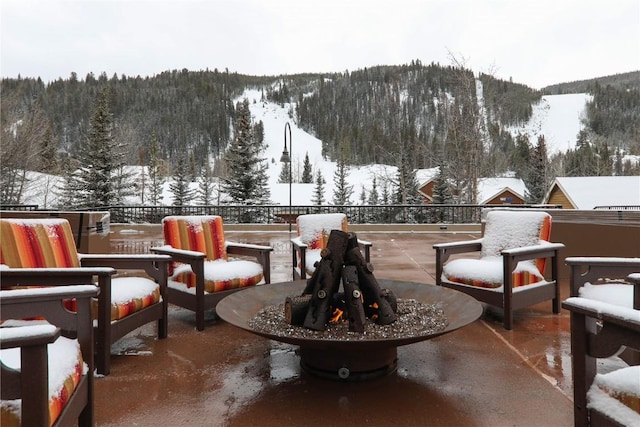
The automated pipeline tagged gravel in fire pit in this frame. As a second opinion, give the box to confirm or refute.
[248,298,448,341]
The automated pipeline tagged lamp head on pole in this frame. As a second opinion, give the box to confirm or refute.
[281,122,292,163]
[280,148,290,163]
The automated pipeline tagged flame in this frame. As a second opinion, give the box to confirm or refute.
[330,308,344,323]
[369,302,379,321]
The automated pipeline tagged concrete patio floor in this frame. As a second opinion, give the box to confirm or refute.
[95,230,574,426]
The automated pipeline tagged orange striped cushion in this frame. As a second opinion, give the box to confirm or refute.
[0,219,80,268]
[162,216,227,262]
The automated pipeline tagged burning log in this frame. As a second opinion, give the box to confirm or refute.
[284,294,312,326]
[343,237,397,325]
[341,265,366,333]
[302,229,351,331]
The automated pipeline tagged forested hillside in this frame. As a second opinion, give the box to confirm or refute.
[2,61,639,207]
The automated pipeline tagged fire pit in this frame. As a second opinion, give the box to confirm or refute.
[217,279,482,380]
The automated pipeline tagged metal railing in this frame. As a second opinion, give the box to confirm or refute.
[104,204,560,225]
[594,205,640,211]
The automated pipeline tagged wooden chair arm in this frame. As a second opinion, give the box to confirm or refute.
[0,324,61,350]
[79,253,171,284]
[0,267,115,288]
[502,242,565,260]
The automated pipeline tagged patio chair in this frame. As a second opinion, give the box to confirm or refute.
[151,215,273,331]
[0,217,171,375]
[290,213,372,280]
[562,269,640,426]
[433,209,565,330]
[1,284,98,427]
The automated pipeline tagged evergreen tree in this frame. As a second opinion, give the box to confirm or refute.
[432,164,453,204]
[311,170,326,206]
[197,163,216,205]
[431,163,453,223]
[367,176,379,205]
[278,162,291,183]
[393,149,422,205]
[332,156,353,205]
[524,135,550,203]
[221,99,270,204]
[359,186,367,204]
[74,87,130,208]
[147,132,164,205]
[169,153,195,206]
[301,152,313,183]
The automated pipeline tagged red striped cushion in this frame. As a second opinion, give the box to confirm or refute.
[0,219,80,268]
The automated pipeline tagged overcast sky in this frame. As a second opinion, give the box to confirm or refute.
[2,0,638,89]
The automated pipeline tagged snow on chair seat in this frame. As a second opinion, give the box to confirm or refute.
[1,323,85,427]
[587,365,640,426]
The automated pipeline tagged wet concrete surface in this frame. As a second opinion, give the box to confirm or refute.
[96,230,574,426]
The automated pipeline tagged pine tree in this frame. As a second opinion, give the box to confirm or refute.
[431,163,453,223]
[331,156,353,205]
[367,176,379,205]
[524,135,550,203]
[301,152,313,183]
[74,87,130,208]
[197,163,216,205]
[311,170,326,206]
[359,186,367,204]
[393,149,422,205]
[221,99,270,205]
[278,162,291,183]
[147,132,164,205]
[432,164,453,204]
[169,153,195,206]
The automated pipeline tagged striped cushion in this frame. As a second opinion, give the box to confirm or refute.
[162,216,263,293]
[0,218,159,320]
[0,323,85,427]
[0,219,79,268]
[443,211,552,289]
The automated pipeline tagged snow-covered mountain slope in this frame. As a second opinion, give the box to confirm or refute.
[20,90,592,208]
[509,93,592,155]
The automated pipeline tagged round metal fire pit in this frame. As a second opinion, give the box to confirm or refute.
[217,280,483,380]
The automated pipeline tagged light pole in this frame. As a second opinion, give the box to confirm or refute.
[280,122,293,232]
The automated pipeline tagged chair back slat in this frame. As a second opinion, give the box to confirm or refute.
[0,218,80,268]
